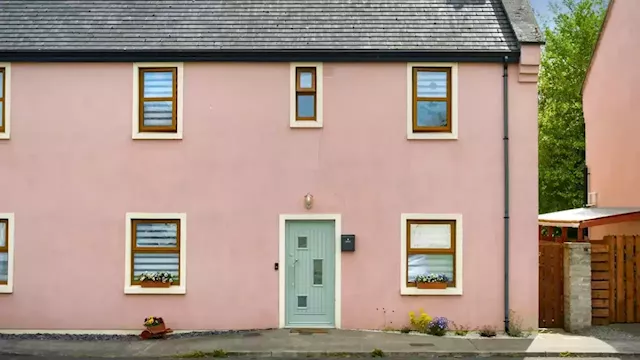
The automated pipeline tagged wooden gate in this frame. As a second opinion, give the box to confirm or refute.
[606,236,640,323]
[539,241,564,328]
[591,240,610,325]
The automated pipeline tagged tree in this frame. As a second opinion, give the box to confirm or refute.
[538,0,608,214]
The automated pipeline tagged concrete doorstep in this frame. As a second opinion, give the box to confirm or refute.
[0,329,639,358]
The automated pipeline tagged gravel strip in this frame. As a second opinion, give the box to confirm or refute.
[575,326,640,340]
[0,329,265,341]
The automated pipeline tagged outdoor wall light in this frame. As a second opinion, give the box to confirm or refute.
[304,193,314,210]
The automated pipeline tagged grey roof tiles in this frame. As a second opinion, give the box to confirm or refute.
[0,0,542,53]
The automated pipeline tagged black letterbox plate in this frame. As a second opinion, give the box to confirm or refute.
[341,234,355,252]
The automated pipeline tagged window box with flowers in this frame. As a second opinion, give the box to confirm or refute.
[139,272,174,288]
[414,273,449,289]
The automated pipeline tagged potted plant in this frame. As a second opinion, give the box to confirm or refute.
[139,272,174,288]
[415,273,449,289]
[143,316,167,333]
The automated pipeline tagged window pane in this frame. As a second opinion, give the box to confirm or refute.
[135,222,178,248]
[299,72,313,89]
[0,252,7,282]
[0,71,4,98]
[297,95,315,118]
[0,102,3,127]
[417,101,447,127]
[410,223,451,249]
[408,254,453,283]
[133,253,179,280]
[313,259,323,285]
[143,101,173,127]
[298,236,308,249]
[0,222,5,247]
[417,71,447,97]
[143,71,173,98]
[297,295,307,308]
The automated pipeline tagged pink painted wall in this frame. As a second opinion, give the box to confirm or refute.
[0,59,539,331]
[584,0,640,238]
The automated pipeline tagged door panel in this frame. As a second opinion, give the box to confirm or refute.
[285,220,335,327]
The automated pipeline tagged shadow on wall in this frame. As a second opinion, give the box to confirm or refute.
[445,0,487,9]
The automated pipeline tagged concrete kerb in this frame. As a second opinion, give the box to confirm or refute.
[2,349,640,358]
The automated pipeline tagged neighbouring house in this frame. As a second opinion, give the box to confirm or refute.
[0,0,542,332]
[582,0,640,239]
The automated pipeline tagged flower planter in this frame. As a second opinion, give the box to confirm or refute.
[140,280,171,288]
[416,282,447,289]
[146,322,167,333]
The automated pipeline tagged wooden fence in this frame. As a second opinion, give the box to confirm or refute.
[591,240,610,325]
[539,241,564,328]
[605,235,640,323]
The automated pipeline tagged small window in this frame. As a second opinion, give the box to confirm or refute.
[297,236,308,249]
[138,68,178,133]
[297,295,308,308]
[131,219,181,286]
[412,67,452,133]
[0,67,5,134]
[406,220,456,288]
[295,67,316,121]
[0,219,8,285]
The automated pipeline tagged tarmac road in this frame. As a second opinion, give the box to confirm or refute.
[1,357,639,360]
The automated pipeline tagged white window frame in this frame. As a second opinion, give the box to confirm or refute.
[290,62,324,128]
[132,63,184,140]
[400,213,463,295]
[406,63,459,140]
[124,212,187,295]
[0,63,11,140]
[0,213,15,294]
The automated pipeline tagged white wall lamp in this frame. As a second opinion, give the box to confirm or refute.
[304,193,314,210]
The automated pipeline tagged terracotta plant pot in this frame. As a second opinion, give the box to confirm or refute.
[416,282,447,289]
[146,322,167,334]
[140,280,172,288]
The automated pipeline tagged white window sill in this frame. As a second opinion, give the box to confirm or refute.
[132,132,183,140]
[400,287,462,296]
[290,121,323,129]
[0,133,10,140]
[0,284,13,293]
[407,132,458,140]
[124,285,186,295]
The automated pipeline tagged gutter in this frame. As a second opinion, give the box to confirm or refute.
[502,56,511,333]
[0,50,521,63]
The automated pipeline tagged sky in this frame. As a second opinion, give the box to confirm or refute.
[530,0,555,27]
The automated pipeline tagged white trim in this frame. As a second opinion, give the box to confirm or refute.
[406,63,459,140]
[124,212,187,295]
[0,213,14,293]
[132,63,184,140]
[278,214,341,328]
[400,213,463,295]
[0,63,11,140]
[289,62,324,128]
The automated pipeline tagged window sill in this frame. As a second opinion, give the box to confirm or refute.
[124,285,186,295]
[132,132,183,140]
[290,120,323,129]
[0,284,13,294]
[400,287,462,296]
[407,132,458,140]
[0,133,10,140]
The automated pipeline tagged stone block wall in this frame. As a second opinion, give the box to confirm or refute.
[563,242,592,332]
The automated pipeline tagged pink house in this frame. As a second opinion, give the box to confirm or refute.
[0,0,542,332]
[583,0,640,239]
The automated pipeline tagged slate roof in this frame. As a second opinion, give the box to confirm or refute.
[0,0,542,53]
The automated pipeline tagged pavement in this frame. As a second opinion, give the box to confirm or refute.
[1,329,640,358]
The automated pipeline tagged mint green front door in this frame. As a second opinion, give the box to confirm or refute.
[285,220,336,327]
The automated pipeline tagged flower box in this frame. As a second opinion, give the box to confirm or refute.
[416,282,447,289]
[140,280,172,288]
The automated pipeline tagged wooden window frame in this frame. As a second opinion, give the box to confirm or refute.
[0,219,7,285]
[412,67,452,133]
[138,67,178,133]
[130,218,181,286]
[406,219,456,288]
[0,67,5,134]
[295,67,317,121]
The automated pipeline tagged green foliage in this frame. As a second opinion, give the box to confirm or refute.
[371,349,385,357]
[538,0,608,214]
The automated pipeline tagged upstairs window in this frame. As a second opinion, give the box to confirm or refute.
[412,67,452,133]
[138,68,178,133]
[295,67,317,121]
[0,67,5,134]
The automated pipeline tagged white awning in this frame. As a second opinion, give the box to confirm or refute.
[538,207,640,228]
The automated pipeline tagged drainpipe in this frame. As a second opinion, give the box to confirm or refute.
[503,56,510,334]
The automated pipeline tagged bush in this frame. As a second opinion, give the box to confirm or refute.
[427,317,449,336]
[409,309,432,333]
[479,325,497,338]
